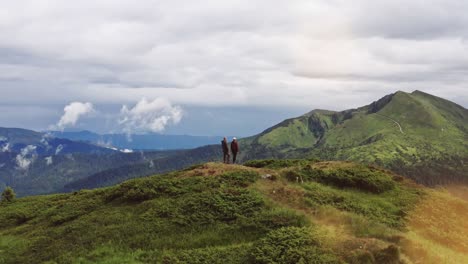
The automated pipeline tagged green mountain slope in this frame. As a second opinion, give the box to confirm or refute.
[1,160,467,263]
[241,91,468,185]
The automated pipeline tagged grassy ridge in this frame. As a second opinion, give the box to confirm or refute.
[240,91,468,185]
[0,160,430,263]
[0,165,315,263]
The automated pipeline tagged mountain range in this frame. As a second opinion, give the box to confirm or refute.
[0,128,183,196]
[0,90,466,196]
[48,131,224,150]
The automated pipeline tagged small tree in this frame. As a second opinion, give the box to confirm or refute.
[1,186,16,202]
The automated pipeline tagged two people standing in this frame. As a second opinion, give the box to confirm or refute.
[221,137,239,164]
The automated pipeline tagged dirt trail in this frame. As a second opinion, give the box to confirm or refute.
[376,114,405,134]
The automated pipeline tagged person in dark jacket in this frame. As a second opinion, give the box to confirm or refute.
[231,137,239,164]
[221,137,230,164]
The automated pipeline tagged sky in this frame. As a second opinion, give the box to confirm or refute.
[1,0,467,137]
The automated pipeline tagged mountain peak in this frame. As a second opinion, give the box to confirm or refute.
[394,90,408,95]
[411,90,424,94]
[367,92,399,114]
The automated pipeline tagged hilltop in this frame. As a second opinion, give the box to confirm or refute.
[241,91,468,185]
[1,160,467,263]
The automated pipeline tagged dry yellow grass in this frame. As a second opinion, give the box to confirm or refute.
[444,185,468,202]
[402,188,468,264]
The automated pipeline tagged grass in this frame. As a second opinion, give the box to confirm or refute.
[400,189,468,263]
[283,163,397,194]
[244,158,318,169]
[0,163,311,263]
[301,182,419,228]
[1,159,465,263]
[249,226,341,264]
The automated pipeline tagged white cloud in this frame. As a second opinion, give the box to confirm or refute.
[55,102,94,130]
[119,97,183,134]
[55,144,64,155]
[16,145,37,170]
[140,151,155,168]
[1,143,10,152]
[120,148,133,153]
[45,156,53,166]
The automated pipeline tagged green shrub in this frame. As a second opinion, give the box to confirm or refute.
[169,189,265,226]
[161,244,251,264]
[234,207,309,235]
[219,171,259,187]
[7,210,35,225]
[244,159,313,169]
[345,246,401,264]
[283,168,327,183]
[1,187,16,202]
[250,227,341,264]
[296,167,396,194]
[182,163,205,171]
[107,178,185,202]
[327,168,395,194]
[254,208,309,230]
[108,171,259,203]
[346,250,375,264]
[374,245,401,264]
[302,182,419,228]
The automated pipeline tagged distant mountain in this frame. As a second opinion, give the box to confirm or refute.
[0,127,182,196]
[0,128,116,156]
[240,91,468,185]
[63,145,221,192]
[48,131,224,150]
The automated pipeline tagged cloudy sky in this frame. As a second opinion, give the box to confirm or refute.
[1,0,467,136]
